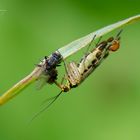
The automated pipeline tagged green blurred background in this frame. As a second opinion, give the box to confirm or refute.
[0,0,140,140]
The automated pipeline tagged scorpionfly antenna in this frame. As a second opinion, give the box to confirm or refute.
[30,91,63,122]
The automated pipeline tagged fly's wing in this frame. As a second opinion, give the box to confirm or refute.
[36,73,50,90]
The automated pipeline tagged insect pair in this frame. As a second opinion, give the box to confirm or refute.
[32,30,122,120]
[41,30,122,92]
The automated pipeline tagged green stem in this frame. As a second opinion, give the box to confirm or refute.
[0,67,44,105]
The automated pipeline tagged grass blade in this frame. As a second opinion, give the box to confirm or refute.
[1,14,140,105]
[58,14,140,59]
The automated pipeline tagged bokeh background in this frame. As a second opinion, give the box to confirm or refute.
[0,0,140,140]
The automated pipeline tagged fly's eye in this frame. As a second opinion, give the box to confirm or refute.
[107,37,114,42]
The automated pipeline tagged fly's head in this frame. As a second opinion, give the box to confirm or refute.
[41,51,63,85]
[45,51,63,70]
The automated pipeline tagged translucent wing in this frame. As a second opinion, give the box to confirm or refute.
[36,73,50,90]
